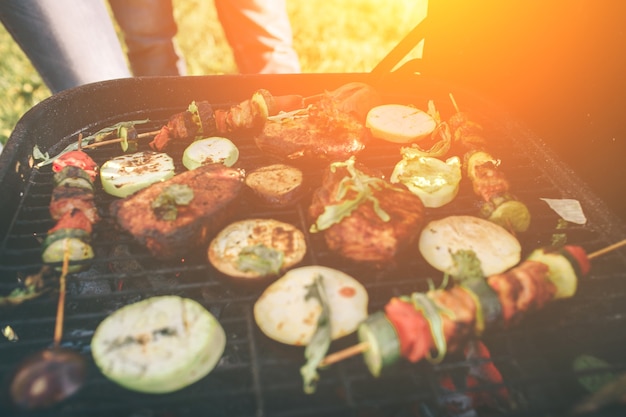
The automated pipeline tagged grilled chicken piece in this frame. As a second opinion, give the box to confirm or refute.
[110,164,244,259]
[49,185,100,224]
[149,101,216,151]
[309,159,425,264]
[255,95,368,163]
[487,260,555,326]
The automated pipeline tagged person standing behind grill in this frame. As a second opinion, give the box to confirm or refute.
[0,0,132,93]
[108,0,301,75]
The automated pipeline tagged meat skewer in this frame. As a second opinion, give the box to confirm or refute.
[42,138,100,272]
[448,94,531,233]
[320,239,626,376]
[149,90,305,151]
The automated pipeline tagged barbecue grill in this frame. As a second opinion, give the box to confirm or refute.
[2,2,626,416]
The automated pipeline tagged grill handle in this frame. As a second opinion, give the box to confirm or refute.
[370,16,431,77]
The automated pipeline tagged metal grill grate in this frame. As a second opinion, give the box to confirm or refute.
[1,77,626,417]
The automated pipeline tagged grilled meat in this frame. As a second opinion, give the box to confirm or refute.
[149,101,216,151]
[309,158,425,264]
[447,111,531,232]
[255,95,369,163]
[487,260,555,325]
[110,164,245,259]
[49,185,99,224]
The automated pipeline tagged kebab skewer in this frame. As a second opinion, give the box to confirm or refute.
[447,94,531,233]
[320,240,626,377]
[42,140,99,272]
[148,90,305,151]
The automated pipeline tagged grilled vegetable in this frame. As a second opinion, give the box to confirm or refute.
[182,137,239,170]
[91,296,225,394]
[357,311,401,377]
[208,218,307,280]
[419,215,521,276]
[366,104,437,143]
[52,150,98,182]
[253,265,368,346]
[390,155,462,208]
[41,238,94,273]
[244,163,305,207]
[528,248,581,298]
[53,165,94,192]
[100,151,175,198]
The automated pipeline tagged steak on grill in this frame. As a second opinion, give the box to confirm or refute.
[254,95,368,162]
[109,164,245,259]
[309,160,425,264]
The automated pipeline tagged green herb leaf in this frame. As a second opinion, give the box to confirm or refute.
[300,274,332,394]
[451,249,485,283]
[551,218,569,248]
[402,292,454,364]
[310,157,393,233]
[151,184,194,221]
[236,244,284,276]
[573,354,617,393]
[32,145,50,163]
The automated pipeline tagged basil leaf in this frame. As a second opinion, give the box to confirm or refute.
[300,274,332,394]
[451,249,485,283]
[236,244,284,276]
[151,184,194,221]
[310,157,393,233]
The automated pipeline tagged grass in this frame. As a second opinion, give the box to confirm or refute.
[0,0,426,148]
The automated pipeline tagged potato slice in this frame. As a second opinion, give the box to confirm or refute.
[419,215,521,276]
[91,296,225,394]
[254,266,368,346]
[366,104,436,143]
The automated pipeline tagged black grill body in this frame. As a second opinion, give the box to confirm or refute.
[1,71,625,417]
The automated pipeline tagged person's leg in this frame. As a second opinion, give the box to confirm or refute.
[0,0,131,93]
[214,0,300,74]
[108,0,186,76]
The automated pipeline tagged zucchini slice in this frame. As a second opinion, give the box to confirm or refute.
[100,151,175,198]
[526,247,578,299]
[182,137,239,170]
[91,296,226,394]
[53,166,94,192]
[41,237,94,273]
[357,311,401,377]
[43,228,91,251]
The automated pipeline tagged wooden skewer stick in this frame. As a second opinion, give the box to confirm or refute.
[320,341,369,367]
[588,238,626,260]
[81,130,161,150]
[449,93,460,113]
[320,238,626,368]
[53,242,71,347]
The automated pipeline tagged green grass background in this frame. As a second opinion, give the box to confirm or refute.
[0,0,426,147]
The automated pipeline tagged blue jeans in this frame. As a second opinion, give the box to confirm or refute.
[108,0,301,76]
[0,0,131,93]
